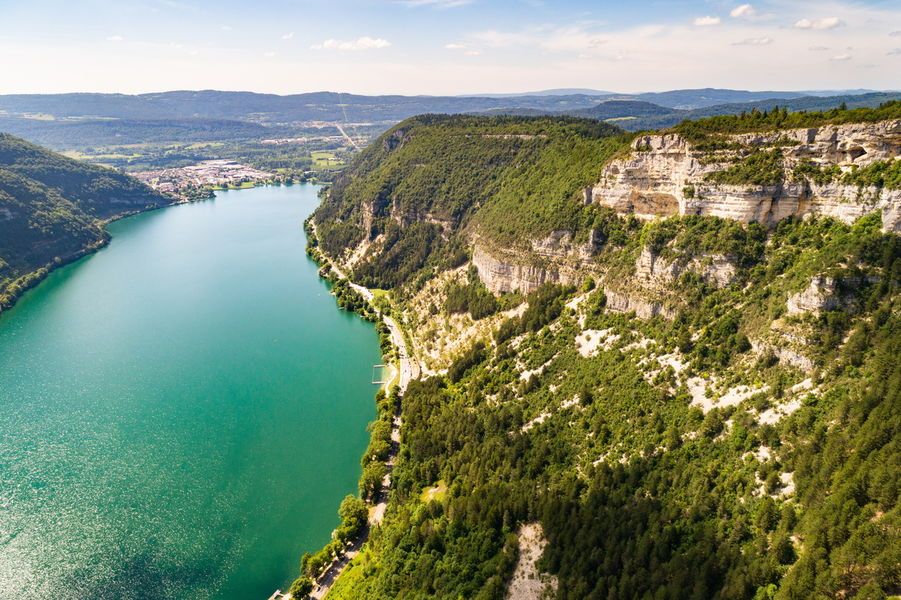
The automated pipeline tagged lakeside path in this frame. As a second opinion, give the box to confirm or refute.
[309,219,421,393]
[270,220,420,600]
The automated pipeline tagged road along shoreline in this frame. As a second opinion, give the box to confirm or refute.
[269,218,420,600]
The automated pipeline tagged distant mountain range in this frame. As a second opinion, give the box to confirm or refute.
[0,90,611,124]
[0,133,169,308]
[0,88,891,123]
[0,88,898,150]
[474,88,883,108]
[480,92,901,131]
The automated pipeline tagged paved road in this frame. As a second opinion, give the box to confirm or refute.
[335,123,361,150]
[281,223,417,599]
[324,240,420,394]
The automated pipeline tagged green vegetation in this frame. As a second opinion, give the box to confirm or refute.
[705,149,785,186]
[843,159,901,191]
[309,104,900,599]
[792,161,842,186]
[316,214,899,599]
[0,133,169,310]
[672,101,901,143]
[311,150,346,170]
[360,389,399,501]
[445,266,499,320]
[641,214,767,268]
[299,494,370,583]
[354,222,447,289]
[314,115,632,292]
[791,159,901,191]
[288,576,313,598]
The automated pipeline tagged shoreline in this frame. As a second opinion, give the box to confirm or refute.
[0,180,306,317]
[271,218,418,600]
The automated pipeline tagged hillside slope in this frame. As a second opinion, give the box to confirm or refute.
[0,133,171,310]
[314,115,631,289]
[310,105,900,599]
[482,92,901,132]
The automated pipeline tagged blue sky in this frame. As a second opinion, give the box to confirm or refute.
[0,0,899,94]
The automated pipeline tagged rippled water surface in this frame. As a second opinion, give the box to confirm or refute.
[0,184,380,599]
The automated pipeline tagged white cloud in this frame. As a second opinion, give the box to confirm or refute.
[282,32,294,40]
[264,51,276,57]
[830,53,851,61]
[7,0,901,97]
[106,35,124,42]
[808,45,829,51]
[445,42,481,55]
[794,17,843,30]
[887,48,901,56]
[469,27,607,53]
[693,16,721,26]
[311,37,392,51]
[733,37,773,46]
[890,30,901,37]
[730,4,756,19]
[220,25,232,31]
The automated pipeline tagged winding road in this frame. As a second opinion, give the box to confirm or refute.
[288,221,420,600]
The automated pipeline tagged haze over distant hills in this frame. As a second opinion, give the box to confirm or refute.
[0,87,893,123]
[1,88,899,154]
[474,88,884,107]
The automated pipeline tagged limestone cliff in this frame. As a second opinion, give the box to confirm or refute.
[588,120,901,232]
[471,231,597,294]
[634,246,737,289]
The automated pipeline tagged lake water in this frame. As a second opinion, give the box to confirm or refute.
[0,184,381,599]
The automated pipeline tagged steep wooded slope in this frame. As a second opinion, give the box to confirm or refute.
[0,133,170,309]
[311,106,901,599]
[314,115,630,289]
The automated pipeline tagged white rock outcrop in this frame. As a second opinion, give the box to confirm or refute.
[605,289,675,320]
[635,247,737,288]
[472,244,574,294]
[471,230,599,294]
[590,120,901,232]
[786,275,841,315]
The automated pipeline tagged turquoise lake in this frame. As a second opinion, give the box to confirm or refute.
[0,184,381,599]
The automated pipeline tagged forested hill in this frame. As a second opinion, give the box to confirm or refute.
[308,106,900,599]
[0,133,170,310]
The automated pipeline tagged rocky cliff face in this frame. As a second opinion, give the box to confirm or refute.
[471,120,898,299]
[471,234,586,294]
[604,290,675,320]
[634,247,737,289]
[589,120,901,232]
[786,274,880,315]
[786,275,842,315]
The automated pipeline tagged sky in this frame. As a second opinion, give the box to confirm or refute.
[0,0,899,95]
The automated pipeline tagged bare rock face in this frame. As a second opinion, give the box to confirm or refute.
[382,127,410,152]
[604,289,675,320]
[751,338,815,373]
[471,231,600,294]
[696,256,738,288]
[634,247,681,282]
[472,244,573,294]
[786,276,841,315]
[635,247,737,289]
[591,120,901,232]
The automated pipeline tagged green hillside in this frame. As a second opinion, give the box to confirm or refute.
[0,133,170,310]
[308,106,901,599]
[314,115,632,289]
